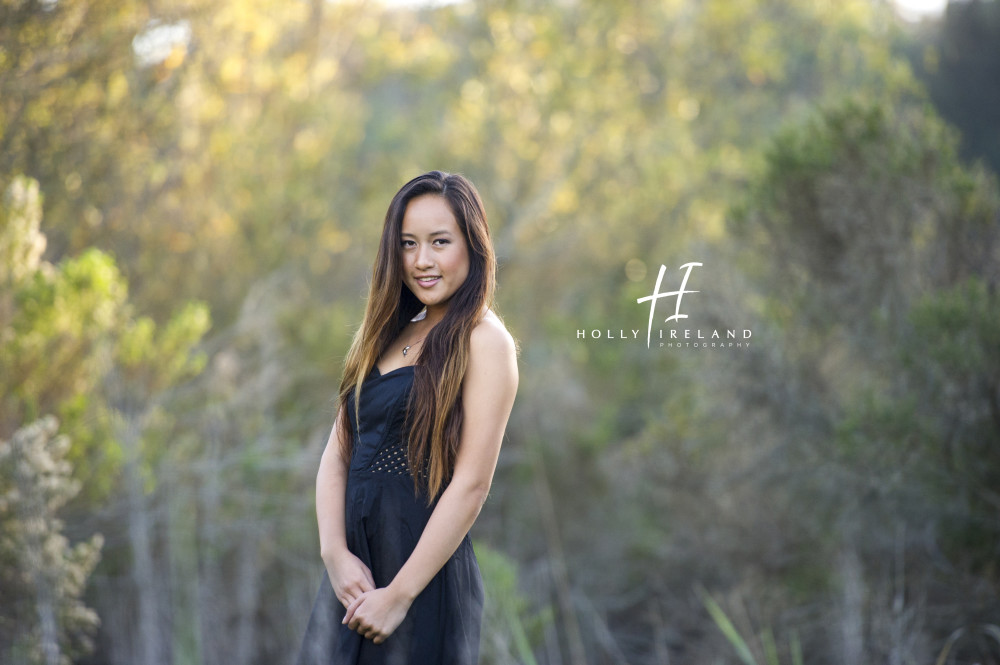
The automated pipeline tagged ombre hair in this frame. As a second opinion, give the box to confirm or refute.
[337,171,497,502]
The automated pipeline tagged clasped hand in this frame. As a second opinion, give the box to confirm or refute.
[327,550,375,609]
[327,550,412,644]
[342,587,412,644]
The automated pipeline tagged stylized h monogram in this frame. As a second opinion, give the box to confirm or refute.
[636,262,702,348]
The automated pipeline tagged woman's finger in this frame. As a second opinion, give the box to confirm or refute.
[342,594,365,626]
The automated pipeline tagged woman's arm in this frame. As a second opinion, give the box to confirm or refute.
[316,406,376,608]
[342,318,519,643]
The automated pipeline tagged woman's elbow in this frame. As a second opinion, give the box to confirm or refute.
[460,478,492,512]
[447,473,491,511]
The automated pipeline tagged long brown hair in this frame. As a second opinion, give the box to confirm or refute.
[336,171,497,502]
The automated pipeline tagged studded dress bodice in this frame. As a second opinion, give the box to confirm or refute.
[346,365,419,479]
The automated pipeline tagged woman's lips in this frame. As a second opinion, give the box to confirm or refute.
[415,276,441,288]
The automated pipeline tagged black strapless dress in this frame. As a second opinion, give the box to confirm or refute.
[295,365,484,665]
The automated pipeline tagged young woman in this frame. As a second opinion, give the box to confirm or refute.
[296,171,519,664]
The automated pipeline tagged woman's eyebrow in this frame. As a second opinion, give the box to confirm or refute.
[401,230,454,238]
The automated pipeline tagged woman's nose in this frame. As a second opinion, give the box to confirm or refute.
[415,243,434,268]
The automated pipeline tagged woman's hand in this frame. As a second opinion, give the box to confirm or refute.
[325,550,376,609]
[342,587,414,644]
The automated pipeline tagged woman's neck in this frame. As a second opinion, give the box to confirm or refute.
[421,304,448,328]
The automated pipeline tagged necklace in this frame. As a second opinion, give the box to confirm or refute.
[402,308,429,356]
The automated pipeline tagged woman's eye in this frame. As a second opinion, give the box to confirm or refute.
[434,238,450,246]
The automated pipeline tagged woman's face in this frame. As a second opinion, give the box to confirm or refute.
[400,194,470,313]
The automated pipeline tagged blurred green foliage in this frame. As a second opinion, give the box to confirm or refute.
[902,0,1000,175]
[0,416,104,665]
[2,0,999,663]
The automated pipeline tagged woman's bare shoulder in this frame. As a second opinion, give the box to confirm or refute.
[471,309,518,358]
[466,310,519,398]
